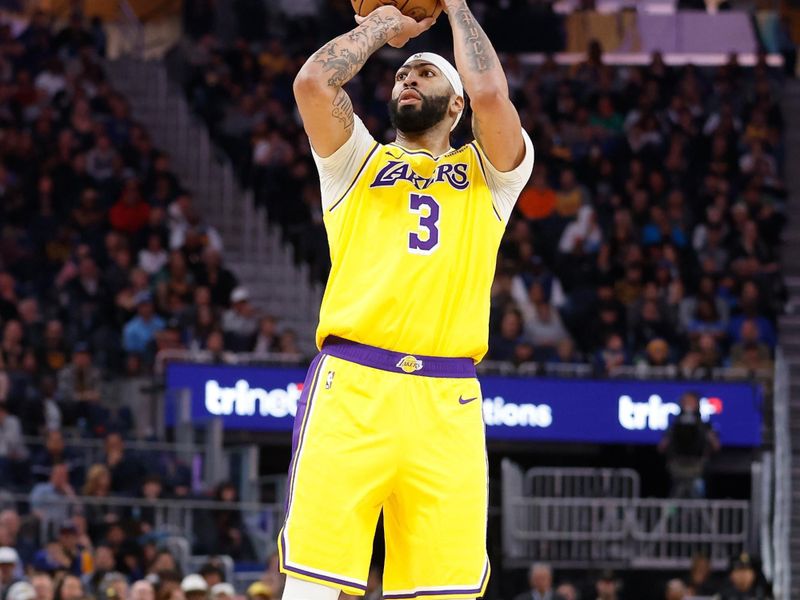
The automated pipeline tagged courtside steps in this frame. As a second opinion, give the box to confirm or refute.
[105,57,321,352]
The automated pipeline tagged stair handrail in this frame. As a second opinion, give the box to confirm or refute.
[117,0,145,60]
[771,348,791,598]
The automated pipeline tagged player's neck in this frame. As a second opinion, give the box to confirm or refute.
[393,128,451,158]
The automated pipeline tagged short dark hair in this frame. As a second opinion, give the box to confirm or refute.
[199,562,224,580]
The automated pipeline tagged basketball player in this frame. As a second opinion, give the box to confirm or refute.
[280,2,533,599]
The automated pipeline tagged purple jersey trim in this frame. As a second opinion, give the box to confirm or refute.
[382,559,490,599]
[321,336,476,379]
[279,534,368,591]
[468,142,503,222]
[328,142,380,213]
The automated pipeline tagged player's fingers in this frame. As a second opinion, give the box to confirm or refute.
[417,16,436,31]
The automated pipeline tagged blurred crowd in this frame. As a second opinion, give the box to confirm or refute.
[177,3,787,375]
[0,542,284,600]
[511,556,774,600]
[0,8,304,445]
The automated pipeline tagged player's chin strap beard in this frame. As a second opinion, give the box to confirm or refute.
[388,92,452,134]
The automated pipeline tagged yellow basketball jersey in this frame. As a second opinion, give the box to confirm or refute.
[316,139,512,362]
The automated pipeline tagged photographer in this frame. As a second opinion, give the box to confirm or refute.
[658,391,720,498]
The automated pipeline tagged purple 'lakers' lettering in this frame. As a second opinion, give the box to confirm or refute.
[370,160,470,191]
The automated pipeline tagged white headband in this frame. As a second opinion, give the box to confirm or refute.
[402,52,464,131]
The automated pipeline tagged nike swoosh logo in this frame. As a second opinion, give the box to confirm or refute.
[459,396,478,405]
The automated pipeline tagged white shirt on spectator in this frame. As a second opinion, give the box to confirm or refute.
[0,413,28,459]
[138,248,168,275]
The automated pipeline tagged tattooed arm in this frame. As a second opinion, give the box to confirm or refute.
[443,0,525,172]
[293,7,434,157]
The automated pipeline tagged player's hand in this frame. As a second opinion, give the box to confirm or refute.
[355,6,436,49]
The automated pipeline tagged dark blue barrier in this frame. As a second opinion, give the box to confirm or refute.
[165,363,762,447]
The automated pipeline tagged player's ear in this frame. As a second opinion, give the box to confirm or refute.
[451,95,465,115]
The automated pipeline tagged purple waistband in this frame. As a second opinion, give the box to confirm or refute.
[321,336,476,379]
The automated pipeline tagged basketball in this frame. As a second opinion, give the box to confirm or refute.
[351,0,443,21]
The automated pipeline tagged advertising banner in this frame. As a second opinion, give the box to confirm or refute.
[165,363,762,447]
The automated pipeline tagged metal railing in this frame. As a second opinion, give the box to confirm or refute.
[502,460,751,570]
[524,467,641,499]
[771,349,791,597]
[0,492,283,562]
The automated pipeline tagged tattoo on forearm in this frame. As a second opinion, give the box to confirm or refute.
[310,14,403,88]
[452,4,494,73]
[331,88,354,134]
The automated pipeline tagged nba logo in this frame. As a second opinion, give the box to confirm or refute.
[325,371,335,390]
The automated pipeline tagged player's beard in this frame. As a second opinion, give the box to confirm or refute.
[388,92,451,134]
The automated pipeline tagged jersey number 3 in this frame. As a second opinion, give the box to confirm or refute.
[408,193,440,254]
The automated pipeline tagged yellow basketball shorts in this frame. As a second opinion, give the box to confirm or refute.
[278,336,490,599]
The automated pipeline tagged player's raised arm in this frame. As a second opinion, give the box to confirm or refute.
[293,7,435,157]
[443,0,525,172]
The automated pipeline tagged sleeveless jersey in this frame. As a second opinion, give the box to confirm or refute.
[314,119,534,362]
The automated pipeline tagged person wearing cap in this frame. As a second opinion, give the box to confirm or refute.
[122,291,165,355]
[210,583,235,600]
[0,547,21,599]
[181,574,209,600]
[221,287,258,352]
[513,563,565,600]
[286,1,534,599]
[713,553,772,600]
[246,582,271,600]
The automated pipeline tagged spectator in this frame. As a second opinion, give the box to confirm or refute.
[180,575,208,600]
[197,482,253,560]
[30,429,81,485]
[7,582,36,600]
[489,309,527,362]
[29,573,54,600]
[199,563,224,588]
[245,583,272,600]
[0,400,28,484]
[714,553,771,599]
[664,579,686,600]
[594,570,619,600]
[102,432,144,494]
[687,554,718,597]
[130,580,155,600]
[252,316,279,354]
[83,545,117,598]
[658,391,721,498]
[53,574,83,600]
[138,233,169,277]
[81,464,117,540]
[221,288,258,352]
[513,562,565,600]
[0,547,20,599]
[110,179,151,236]
[123,292,166,356]
[210,583,234,600]
[57,343,102,406]
[554,582,578,600]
